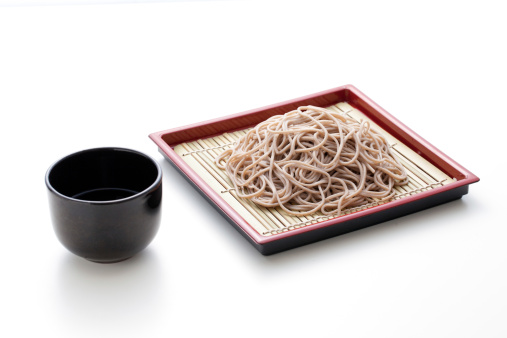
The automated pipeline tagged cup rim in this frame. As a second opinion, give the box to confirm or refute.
[45,147,162,205]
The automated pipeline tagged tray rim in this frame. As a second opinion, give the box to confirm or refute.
[149,84,479,246]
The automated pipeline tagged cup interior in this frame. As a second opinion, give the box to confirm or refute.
[47,148,160,202]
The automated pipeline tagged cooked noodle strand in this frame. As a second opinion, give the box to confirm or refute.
[215,106,408,216]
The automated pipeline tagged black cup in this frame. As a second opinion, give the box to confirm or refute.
[46,147,162,263]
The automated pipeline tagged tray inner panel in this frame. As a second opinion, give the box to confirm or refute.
[173,102,453,236]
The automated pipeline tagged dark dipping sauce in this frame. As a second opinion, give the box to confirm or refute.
[72,188,138,201]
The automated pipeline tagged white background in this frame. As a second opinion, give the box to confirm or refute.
[0,1,505,337]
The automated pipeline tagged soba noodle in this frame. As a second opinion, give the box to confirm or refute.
[215,105,408,216]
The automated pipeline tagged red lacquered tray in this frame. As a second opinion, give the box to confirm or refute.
[150,85,479,255]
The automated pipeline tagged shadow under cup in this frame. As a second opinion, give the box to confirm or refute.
[46,148,162,263]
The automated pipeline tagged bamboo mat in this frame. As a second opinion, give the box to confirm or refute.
[174,102,453,236]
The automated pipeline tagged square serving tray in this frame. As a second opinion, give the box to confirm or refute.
[150,85,479,255]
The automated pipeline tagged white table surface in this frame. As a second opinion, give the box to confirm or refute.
[0,1,505,337]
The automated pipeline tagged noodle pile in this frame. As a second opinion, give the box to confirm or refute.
[215,106,408,216]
